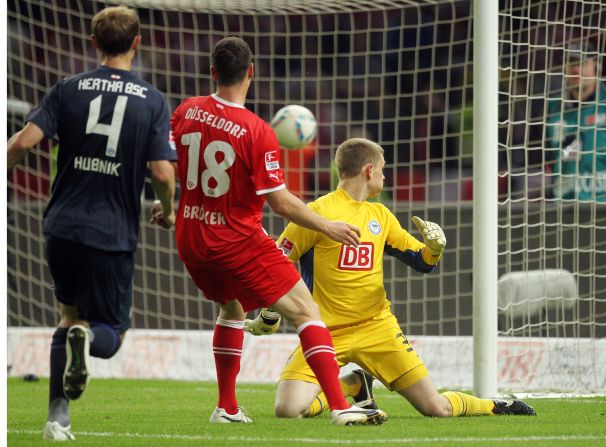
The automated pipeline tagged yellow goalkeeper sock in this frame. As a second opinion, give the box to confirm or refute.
[340,371,361,397]
[307,375,361,417]
[308,394,328,417]
[442,391,495,416]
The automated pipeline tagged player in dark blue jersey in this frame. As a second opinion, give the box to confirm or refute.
[7,6,176,441]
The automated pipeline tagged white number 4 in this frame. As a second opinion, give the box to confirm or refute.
[86,94,128,158]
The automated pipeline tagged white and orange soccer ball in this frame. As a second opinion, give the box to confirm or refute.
[270,105,317,150]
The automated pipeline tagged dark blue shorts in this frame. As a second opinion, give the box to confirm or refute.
[45,235,134,333]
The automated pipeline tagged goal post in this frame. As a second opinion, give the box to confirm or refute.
[473,0,499,399]
[7,0,606,393]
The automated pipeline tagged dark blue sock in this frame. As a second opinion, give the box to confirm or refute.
[90,323,121,359]
[49,328,68,403]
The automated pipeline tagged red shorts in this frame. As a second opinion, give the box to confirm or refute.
[183,234,301,312]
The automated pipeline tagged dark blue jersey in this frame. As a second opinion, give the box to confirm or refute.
[27,66,176,251]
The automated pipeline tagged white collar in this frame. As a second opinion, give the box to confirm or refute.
[211,93,245,109]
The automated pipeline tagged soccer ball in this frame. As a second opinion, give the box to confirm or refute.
[270,105,317,150]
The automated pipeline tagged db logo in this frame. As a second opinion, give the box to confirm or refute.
[338,243,374,270]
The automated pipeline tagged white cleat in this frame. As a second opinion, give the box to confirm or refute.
[209,407,253,423]
[43,421,76,441]
[331,406,388,426]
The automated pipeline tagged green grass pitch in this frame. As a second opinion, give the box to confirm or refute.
[7,377,606,446]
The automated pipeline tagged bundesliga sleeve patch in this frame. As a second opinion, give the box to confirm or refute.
[265,151,280,171]
[279,238,294,256]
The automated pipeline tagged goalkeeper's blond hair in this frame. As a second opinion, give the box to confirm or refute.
[335,138,384,179]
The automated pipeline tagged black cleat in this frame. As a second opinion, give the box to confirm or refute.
[63,325,90,400]
[351,369,378,410]
[492,400,536,416]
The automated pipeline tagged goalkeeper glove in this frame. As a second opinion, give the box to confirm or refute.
[244,308,281,336]
[412,216,446,257]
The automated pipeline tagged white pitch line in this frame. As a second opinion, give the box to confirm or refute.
[7,429,606,444]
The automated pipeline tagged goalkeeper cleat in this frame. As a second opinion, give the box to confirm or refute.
[492,400,537,416]
[244,308,281,336]
[351,369,378,410]
[331,407,387,426]
[43,421,76,441]
[209,407,253,423]
[63,325,90,400]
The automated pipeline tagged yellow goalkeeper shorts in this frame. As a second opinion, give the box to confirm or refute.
[279,312,428,390]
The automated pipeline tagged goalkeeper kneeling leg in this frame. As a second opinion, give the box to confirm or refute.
[244,308,281,335]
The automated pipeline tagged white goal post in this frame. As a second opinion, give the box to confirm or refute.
[7,0,605,394]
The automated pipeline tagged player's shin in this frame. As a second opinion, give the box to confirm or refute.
[213,318,245,414]
[442,391,495,416]
[49,328,69,410]
[297,322,350,411]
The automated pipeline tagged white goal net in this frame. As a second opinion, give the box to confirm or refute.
[7,0,605,393]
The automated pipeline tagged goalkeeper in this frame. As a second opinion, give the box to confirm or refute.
[246,138,536,418]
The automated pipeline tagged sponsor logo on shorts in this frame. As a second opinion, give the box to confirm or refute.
[368,219,381,235]
[279,238,294,256]
[338,242,374,270]
[265,151,280,171]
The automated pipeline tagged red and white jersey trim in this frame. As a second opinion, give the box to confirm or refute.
[256,184,286,196]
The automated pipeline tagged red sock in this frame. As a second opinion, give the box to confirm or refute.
[298,322,350,411]
[213,319,244,414]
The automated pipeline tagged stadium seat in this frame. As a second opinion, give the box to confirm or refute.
[394,168,426,202]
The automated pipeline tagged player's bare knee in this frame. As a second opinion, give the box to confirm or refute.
[219,301,246,321]
[273,292,321,328]
[59,304,86,328]
[298,301,320,323]
[274,401,306,419]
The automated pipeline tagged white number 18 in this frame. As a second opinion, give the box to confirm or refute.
[182,132,236,198]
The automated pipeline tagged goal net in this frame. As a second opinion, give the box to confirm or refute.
[7,0,605,393]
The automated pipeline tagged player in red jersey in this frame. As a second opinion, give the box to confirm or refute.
[168,37,386,426]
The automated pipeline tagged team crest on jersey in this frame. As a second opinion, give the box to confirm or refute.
[279,238,294,256]
[265,151,280,171]
[368,219,381,235]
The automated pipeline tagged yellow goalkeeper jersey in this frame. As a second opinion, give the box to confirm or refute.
[277,188,439,328]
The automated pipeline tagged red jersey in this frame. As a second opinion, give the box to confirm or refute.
[171,94,285,263]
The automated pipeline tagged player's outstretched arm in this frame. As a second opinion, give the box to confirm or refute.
[149,159,176,229]
[412,216,446,257]
[265,188,360,246]
[7,123,45,173]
